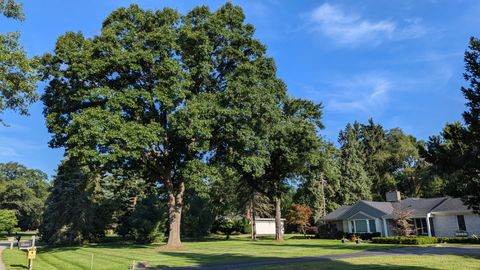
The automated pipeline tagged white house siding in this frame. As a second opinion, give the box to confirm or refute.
[465,214,480,236]
[342,220,348,232]
[374,218,382,235]
[433,215,458,237]
[432,214,480,237]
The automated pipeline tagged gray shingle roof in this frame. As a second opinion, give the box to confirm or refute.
[362,200,394,214]
[320,205,351,220]
[321,196,473,221]
[431,197,470,212]
[395,197,448,216]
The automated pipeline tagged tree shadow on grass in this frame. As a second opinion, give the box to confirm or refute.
[150,252,441,270]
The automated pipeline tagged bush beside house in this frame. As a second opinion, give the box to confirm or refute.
[372,236,480,245]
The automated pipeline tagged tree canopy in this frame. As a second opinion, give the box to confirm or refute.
[0,0,37,123]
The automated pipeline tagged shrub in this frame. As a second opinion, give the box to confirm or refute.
[437,237,480,244]
[304,226,318,235]
[236,218,251,234]
[213,217,235,239]
[343,232,381,240]
[372,236,438,245]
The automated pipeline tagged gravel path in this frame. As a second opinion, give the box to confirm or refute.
[158,246,480,270]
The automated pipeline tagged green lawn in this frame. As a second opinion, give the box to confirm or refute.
[253,255,480,270]
[2,236,400,270]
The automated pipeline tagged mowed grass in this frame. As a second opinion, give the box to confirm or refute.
[253,255,480,270]
[2,236,401,270]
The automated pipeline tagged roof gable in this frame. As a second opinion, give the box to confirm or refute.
[348,212,375,220]
[340,201,392,220]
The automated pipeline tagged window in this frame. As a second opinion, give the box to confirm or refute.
[369,220,377,233]
[350,219,376,233]
[457,215,466,231]
[414,218,428,235]
[355,220,368,233]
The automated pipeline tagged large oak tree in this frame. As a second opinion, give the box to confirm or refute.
[40,3,277,247]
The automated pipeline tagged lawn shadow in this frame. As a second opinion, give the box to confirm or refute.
[150,252,441,270]
[8,265,27,270]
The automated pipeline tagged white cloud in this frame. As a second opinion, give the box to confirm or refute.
[0,146,19,157]
[326,74,392,113]
[308,3,426,46]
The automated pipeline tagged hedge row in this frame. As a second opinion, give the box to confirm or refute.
[372,236,439,245]
[437,237,480,244]
[372,236,480,245]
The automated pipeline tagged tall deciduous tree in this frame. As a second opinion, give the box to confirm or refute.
[263,98,323,241]
[0,0,37,123]
[0,162,49,230]
[41,3,277,248]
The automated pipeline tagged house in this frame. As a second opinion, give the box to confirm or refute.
[320,191,480,237]
[253,218,285,235]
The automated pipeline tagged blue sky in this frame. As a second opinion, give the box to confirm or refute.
[1,0,479,177]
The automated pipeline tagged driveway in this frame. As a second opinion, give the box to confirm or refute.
[158,246,480,270]
[0,242,7,270]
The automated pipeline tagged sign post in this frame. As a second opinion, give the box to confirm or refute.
[26,236,36,270]
[7,237,14,249]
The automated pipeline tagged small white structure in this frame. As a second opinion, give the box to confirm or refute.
[253,218,285,235]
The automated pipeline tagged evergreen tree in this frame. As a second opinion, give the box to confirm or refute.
[359,119,387,200]
[294,140,341,223]
[338,122,371,204]
[40,160,113,244]
[459,37,480,212]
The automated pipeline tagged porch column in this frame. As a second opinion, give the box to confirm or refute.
[382,218,388,237]
[347,220,352,233]
[426,213,432,237]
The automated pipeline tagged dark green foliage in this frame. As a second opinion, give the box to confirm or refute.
[0,162,49,230]
[40,160,113,245]
[371,236,438,245]
[294,140,341,222]
[0,0,24,20]
[181,187,216,238]
[212,217,235,240]
[211,217,249,239]
[336,119,443,202]
[0,209,18,233]
[338,122,371,204]
[40,3,277,247]
[420,37,480,212]
[437,237,480,244]
[126,195,167,243]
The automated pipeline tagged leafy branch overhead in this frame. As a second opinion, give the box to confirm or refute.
[0,0,38,123]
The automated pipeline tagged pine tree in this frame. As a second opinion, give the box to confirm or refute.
[338,122,371,204]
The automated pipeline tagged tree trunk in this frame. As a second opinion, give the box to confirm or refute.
[251,192,257,240]
[165,181,185,248]
[274,194,283,241]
